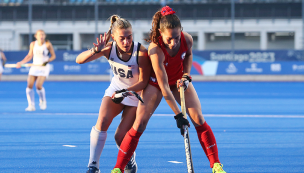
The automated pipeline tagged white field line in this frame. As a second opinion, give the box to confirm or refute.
[62,145,77,148]
[1,113,304,118]
[168,161,183,164]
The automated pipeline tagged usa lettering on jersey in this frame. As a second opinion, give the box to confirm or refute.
[110,62,134,79]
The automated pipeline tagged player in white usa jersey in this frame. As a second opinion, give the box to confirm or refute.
[76,15,151,173]
[16,30,56,111]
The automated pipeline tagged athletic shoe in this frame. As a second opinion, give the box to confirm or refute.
[111,168,122,173]
[39,100,47,110]
[212,163,226,173]
[25,106,35,111]
[124,152,137,173]
[86,166,100,173]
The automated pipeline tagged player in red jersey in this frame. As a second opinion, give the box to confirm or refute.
[111,6,226,173]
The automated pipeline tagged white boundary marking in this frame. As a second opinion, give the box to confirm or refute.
[62,145,76,148]
[0,113,304,118]
[168,161,183,164]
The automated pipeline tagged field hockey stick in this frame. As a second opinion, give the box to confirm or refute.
[4,63,44,68]
[180,86,195,173]
[114,90,144,103]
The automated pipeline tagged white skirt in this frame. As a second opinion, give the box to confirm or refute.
[103,83,141,107]
[28,64,50,77]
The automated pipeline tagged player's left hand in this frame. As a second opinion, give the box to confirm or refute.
[174,113,190,135]
[111,89,127,104]
[42,61,49,66]
[16,62,22,69]
[177,75,192,92]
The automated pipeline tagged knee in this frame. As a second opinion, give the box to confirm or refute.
[95,117,111,131]
[114,131,124,145]
[27,83,34,89]
[36,84,42,90]
[133,119,149,132]
[189,112,205,126]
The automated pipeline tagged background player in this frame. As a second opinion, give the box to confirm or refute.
[0,48,7,80]
[111,6,226,173]
[76,15,151,173]
[16,30,56,111]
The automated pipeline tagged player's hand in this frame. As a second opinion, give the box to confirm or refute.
[42,61,49,66]
[93,33,110,53]
[111,89,127,104]
[174,113,190,135]
[177,75,192,92]
[16,62,22,69]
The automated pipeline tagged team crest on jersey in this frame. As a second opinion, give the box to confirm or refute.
[181,52,186,60]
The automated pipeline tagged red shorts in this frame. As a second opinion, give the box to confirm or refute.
[149,79,177,91]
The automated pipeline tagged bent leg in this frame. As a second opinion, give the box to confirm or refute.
[115,106,137,146]
[35,76,47,109]
[173,83,220,168]
[89,97,125,169]
[114,84,163,171]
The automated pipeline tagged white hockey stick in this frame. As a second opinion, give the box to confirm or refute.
[180,86,195,173]
[4,63,43,68]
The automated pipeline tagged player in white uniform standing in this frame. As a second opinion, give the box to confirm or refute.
[16,30,56,111]
[76,15,151,173]
[0,49,7,80]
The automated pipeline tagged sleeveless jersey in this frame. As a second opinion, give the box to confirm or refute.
[32,41,49,65]
[149,32,188,87]
[108,41,141,89]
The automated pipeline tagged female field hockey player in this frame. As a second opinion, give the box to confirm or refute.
[0,49,7,80]
[111,6,226,173]
[16,30,56,111]
[76,15,151,173]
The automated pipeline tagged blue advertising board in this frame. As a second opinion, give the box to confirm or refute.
[3,50,304,75]
[192,50,304,62]
[216,61,304,75]
[4,50,304,62]
[3,62,111,75]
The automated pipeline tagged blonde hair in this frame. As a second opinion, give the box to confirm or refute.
[105,15,132,44]
[35,29,45,36]
[34,29,49,42]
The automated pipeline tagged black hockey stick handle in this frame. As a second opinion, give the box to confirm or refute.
[180,87,195,173]
[114,91,144,103]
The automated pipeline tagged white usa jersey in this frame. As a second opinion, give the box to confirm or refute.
[33,41,49,65]
[108,41,140,89]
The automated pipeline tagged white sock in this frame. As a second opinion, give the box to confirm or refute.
[26,87,35,107]
[36,87,46,102]
[88,126,107,169]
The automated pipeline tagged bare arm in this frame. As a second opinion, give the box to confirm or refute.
[126,45,151,92]
[182,32,194,76]
[16,42,35,68]
[149,43,181,115]
[46,41,56,62]
[76,33,111,64]
[1,52,6,62]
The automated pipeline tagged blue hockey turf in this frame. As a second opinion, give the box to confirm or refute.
[0,81,304,173]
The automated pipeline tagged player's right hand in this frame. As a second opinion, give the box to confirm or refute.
[93,33,109,53]
[16,62,22,69]
[174,113,190,135]
[111,89,127,104]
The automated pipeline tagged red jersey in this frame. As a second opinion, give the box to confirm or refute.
[149,32,188,90]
